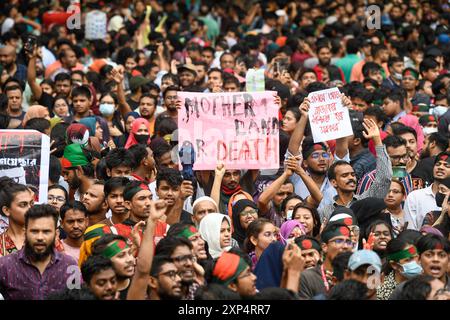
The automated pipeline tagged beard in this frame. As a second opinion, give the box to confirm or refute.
[70,173,81,190]
[24,238,55,262]
[308,167,327,176]
[420,147,430,160]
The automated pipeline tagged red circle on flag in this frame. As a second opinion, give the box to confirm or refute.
[343,218,353,226]
[339,226,350,236]
[408,246,416,255]
[117,240,127,249]
[302,240,312,249]
[189,226,198,233]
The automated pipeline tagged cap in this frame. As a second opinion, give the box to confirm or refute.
[177,64,197,76]
[348,250,382,273]
[129,76,151,91]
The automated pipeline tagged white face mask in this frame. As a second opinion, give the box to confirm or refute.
[393,73,402,80]
[431,106,448,117]
[423,127,438,135]
[286,209,293,220]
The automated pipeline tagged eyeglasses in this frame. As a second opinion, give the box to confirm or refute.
[330,238,353,246]
[390,154,410,161]
[240,210,258,217]
[310,152,330,160]
[349,225,360,235]
[237,269,254,280]
[158,270,181,281]
[48,195,66,203]
[171,254,195,264]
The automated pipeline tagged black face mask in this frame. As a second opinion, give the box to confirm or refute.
[435,192,447,207]
[134,133,149,145]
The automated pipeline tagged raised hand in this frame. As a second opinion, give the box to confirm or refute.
[282,243,305,272]
[150,199,168,222]
[180,180,194,200]
[111,66,125,84]
[362,232,375,250]
[362,118,380,141]
[215,163,226,178]
[274,95,281,107]
[341,93,353,110]
[299,98,310,118]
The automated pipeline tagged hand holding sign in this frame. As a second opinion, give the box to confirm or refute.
[307,88,353,143]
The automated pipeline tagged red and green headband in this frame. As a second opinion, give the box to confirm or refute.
[212,252,249,286]
[176,225,198,239]
[387,245,418,262]
[101,240,129,259]
[124,183,150,201]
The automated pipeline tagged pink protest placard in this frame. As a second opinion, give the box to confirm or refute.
[177,91,280,170]
[308,87,353,143]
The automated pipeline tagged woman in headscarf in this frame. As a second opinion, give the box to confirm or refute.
[231,199,259,249]
[124,118,151,149]
[199,213,236,259]
[22,105,50,127]
[116,111,140,148]
[279,220,306,245]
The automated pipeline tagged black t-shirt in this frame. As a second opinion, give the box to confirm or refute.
[126,97,139,111]
[38,91,55,113]
[411,156,435,189]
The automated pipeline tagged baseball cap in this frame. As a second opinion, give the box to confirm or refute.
[348,250,382,273]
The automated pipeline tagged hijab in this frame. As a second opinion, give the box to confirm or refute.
[78,117,97,136]
[22,105,49,127]
[199,213,232,259]
[231,199,258,248]
[254,242,285,290]
[279,220,306,245]
[124,118,151,149]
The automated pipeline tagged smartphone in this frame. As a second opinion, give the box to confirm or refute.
[24,35,37,53]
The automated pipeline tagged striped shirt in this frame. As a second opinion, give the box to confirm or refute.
[357,169,413,196]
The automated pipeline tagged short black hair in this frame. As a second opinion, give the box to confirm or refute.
[25,118,50,133]
[60,201,88,220]
[104,177,130,198]
[396,275,435,300]
[128,144,149,167]
[363,106,388,126]
[155,236,193,257]
[328,160,353,181]
[397,229,422,246]
[416,234,450,255]
[105,148,135,170]
[419,58,439,74]
[392,125,417,141]
[25,204,58,229]
[71,85,91,99]
[383,135,406,149]
[81,254,115,284]
[207,68,223,79]
[54,72,72,83]
[150,255,175,277]
[156,167,183,189]
[327,279,368,300]
[153,143,172,160]
[162,85,179,99]
[384,89,404,109]
[428,132,449,152]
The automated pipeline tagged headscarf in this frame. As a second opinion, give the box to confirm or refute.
[66,123,90,146]
[199,213,232,259]
[254,242,285,290]
[78,224,117,267]
[231,199,258,247]
[22,105,49,127]
[419,226,444,237]
[78,117,97,137]
[124,118,151,149]
[211,252,250,286]
[279,220,306,245]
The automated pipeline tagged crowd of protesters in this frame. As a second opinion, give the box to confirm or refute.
[0,0,449,301]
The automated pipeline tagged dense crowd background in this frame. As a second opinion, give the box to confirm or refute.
[0,0,449,300]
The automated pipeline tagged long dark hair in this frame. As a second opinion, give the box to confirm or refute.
[292,203,321,237]
[243,218,273,254]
